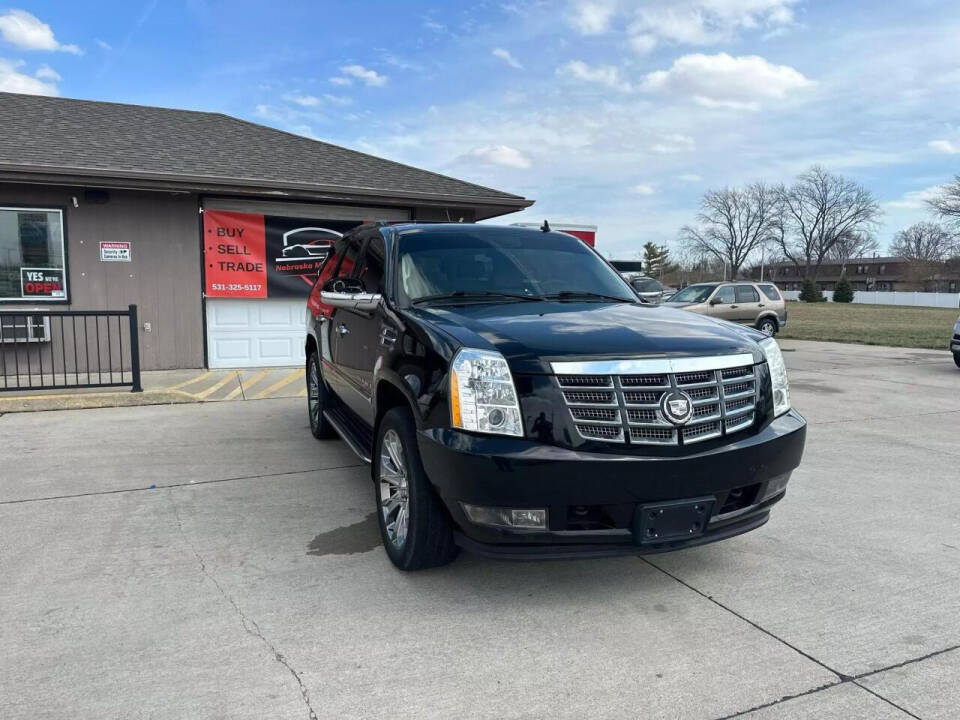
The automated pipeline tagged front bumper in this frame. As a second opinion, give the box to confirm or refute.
[418,410,806,558]
[950,331,960,353]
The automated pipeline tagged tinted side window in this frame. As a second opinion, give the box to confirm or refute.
[713,286,736,304]
[314,244,339,290]
[355,235,386,294]
[735,285,760,303]
[632,278,663,293]
[759,284,781,301]
[334,236,363,278]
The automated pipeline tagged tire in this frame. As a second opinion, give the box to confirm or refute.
[307,350,336,439]
[954,352,960,369]
[757,317,779,336]
[374,406,459,570]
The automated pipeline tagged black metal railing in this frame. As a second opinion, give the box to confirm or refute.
[0,305,142,393]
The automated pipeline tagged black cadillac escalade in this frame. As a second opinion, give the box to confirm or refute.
[305,223,806,570]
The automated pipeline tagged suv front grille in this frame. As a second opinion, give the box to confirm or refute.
[556,357,759,446]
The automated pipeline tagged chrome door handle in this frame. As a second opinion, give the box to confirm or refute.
[336,323,350,336]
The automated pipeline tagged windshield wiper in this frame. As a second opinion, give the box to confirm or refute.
[412,290,544,304]
[543,291,635,303]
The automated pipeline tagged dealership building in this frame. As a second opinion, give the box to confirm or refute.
[0,92,532,370]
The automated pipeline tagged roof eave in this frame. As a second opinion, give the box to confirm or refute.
[0,164,534,211]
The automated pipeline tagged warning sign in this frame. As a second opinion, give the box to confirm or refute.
[100,241,131,262]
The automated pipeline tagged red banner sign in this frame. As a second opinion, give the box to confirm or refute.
[203,211,267,298]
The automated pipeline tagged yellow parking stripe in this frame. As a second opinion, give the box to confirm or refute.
[297,387,307,397]
[224,368,270,400]
[250,369,304,399]
[192,372,239,400]
[166,370,214,391]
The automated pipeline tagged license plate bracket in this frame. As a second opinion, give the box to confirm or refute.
[634,497,715,545]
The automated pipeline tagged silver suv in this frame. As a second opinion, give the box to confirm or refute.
[664,281,787,336]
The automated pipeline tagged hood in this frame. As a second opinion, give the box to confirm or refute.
[406,301,764,374]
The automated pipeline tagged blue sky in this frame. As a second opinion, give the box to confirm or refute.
[1,1,959,258]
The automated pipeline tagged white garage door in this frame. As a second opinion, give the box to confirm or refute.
[206,298,306,368]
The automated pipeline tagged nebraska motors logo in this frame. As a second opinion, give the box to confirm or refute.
[21,268,66,299]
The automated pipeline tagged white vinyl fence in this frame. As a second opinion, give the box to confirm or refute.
[782,290,960,309]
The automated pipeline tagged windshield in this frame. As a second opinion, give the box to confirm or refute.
[396,229,636,304]
[669,284,717,303]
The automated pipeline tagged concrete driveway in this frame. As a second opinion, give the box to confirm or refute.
[1,340,958,719]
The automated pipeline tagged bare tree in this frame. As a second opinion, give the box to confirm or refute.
[828,230,880,275]
[928,175,960,228]
[774,166,881,279]
[890,222,958,262]
[890,222,959,291]
[679,182,779,278]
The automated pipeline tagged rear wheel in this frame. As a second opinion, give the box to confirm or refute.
[757,317,779,336]
[307,350,336,439]
[374,407,459,570]
[954,352,960,369]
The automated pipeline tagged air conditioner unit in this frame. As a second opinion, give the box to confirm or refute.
[0,314,51,343]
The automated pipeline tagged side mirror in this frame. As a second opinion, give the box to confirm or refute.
[709,297,720,306]
[321,277,382,312]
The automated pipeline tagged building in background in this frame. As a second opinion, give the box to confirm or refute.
[760,257,960,293]
[0,93,532,370]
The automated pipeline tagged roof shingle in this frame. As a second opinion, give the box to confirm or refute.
[0,92,528,206]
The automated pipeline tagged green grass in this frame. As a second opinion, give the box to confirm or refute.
[778,302,959,350]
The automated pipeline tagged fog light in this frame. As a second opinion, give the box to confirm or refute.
[460,503,548,529]
[762,473,791,500]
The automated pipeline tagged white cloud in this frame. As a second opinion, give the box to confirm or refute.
[884,185,941,210]
[627,0,797,50]
[33,63,60,81]
[651,134,695,153]
[629,183,656,195]
[492,47,523,69]
[558,60,633,92]
[468,144,532,169]
[928,139,960,154]
[629,33,657,54]
[95,38,112,51]
[0,57,59,95]
[567,0,617,35]
[641,53,814,110]
[340,64,387,87]
[323,93,352,106]
[287,93,321,107]
[329,76,351,86]
[678,173,702,182]
[0,10,81,54]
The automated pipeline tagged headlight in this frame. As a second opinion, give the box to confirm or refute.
[759,337,790,417]
[449,348,523,437]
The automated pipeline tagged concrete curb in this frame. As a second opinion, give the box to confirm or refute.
[0,390,198,414]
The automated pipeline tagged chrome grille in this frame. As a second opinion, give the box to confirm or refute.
[555,356,759,446]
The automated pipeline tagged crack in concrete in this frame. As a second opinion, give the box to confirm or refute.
[851,680,921,719]
[0,462,365,506]
[168,490,318,720]
[645,558,955,719]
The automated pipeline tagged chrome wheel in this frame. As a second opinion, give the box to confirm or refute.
[308,361,321,429]
[759,320,776,336]
[379,429,410,548]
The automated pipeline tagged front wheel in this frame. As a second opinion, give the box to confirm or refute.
[757,317,779,336]
[954,352,960,369]
[307,351,336,439]
[374,407,459,570]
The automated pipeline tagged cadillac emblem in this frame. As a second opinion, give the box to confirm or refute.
[660,390,694,426]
